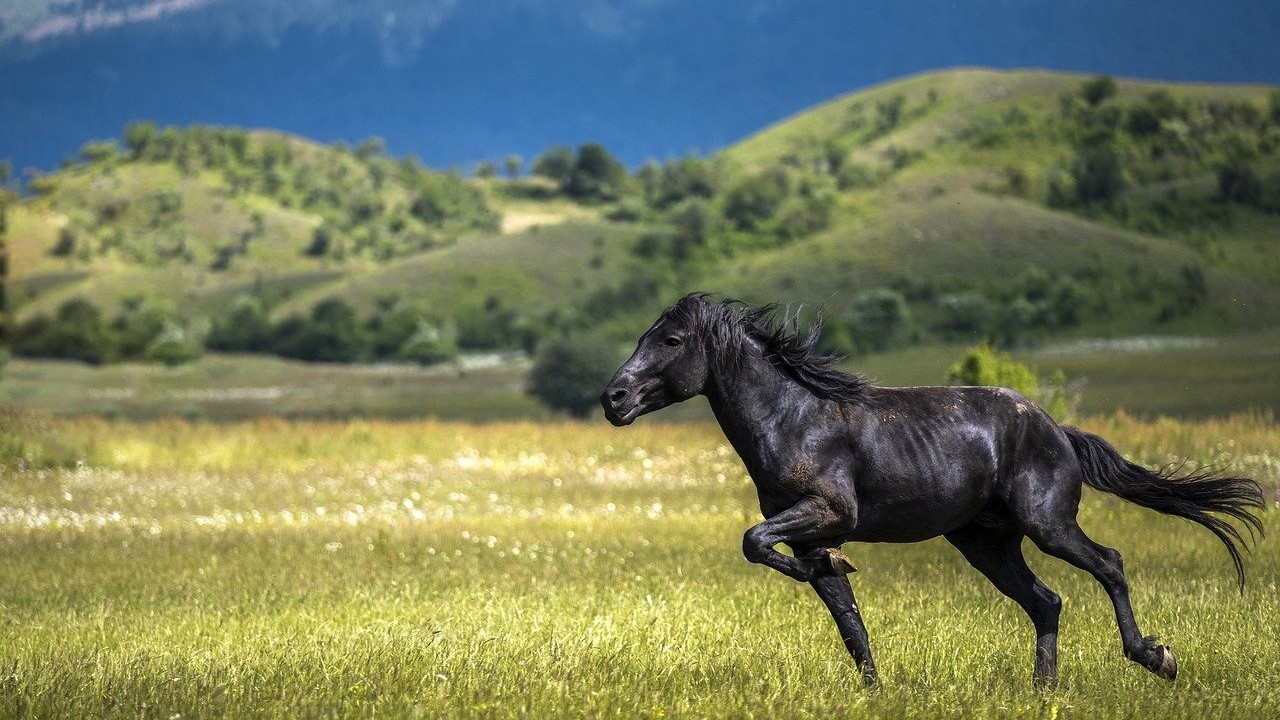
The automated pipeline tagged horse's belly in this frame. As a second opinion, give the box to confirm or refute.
[847,490,990,542]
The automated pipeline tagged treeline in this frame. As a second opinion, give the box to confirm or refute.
[7,294,485,367]
[790,260,1207,358]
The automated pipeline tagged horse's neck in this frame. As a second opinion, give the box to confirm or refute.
[704,342,814,474]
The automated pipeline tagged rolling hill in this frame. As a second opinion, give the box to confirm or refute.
[4,68,1280,370]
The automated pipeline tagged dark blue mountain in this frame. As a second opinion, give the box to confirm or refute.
[3,0,1280,176]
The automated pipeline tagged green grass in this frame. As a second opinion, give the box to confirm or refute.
[0,354,547,422]
[0,417,1277,717]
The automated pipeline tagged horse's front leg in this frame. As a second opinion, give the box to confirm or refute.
[742,495,856,581]
[741,496,877,686]
[809,572,880,688]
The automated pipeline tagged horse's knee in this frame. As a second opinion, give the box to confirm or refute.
[1032,583,1062,629]
[1035,583,1062,614]
[742,526,772,564]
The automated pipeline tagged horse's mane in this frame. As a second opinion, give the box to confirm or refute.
[669,293,872,403]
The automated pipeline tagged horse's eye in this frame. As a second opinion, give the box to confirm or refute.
[663,336,683,347]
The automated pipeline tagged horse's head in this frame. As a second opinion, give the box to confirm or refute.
[601,294,714,426]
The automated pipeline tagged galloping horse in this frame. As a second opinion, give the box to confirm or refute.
[600,293,1264,687]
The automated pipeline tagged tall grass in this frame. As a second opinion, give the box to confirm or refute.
[0,416,1276,717]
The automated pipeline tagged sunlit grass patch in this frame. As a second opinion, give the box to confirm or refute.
[0,417,1276,717]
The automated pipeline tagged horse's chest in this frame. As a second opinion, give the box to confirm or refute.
[751,457,822,517]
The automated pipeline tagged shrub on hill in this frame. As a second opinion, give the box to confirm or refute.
[533,143,631,202]
[207,297,275,353]
[946,343,1076,421]
[144,321,204,367]
[821,289,917,355]
[272,298,368,363]
[398,320,459,366]
[11,299,116,365]
[12,297,206,366]
[526,331,621,418]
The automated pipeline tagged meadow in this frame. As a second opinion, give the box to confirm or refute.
[0,415,1277,718]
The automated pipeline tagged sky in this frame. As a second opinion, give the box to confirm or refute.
[3,0,1280,176]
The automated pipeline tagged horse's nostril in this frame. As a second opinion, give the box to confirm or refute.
[610,389,627,402]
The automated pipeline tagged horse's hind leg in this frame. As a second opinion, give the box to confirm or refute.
[945,524,1062,688]
[1030,522,1178,681]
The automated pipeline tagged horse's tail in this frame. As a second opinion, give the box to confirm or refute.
[1063,425,1266,589]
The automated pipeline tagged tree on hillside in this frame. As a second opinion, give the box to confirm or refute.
[12,298,116,364]
[723,168,790,231]
[532,146,575,186]
[652,155,719,208]
[855,289,914,351]
[875,94,906,131]
[207,296,274,353]
[1071,131,1125,205]
[503,155,523,180]
[123,122,158,159]
[531,144,628,201]
[272,299,368,363]
[566,144,628,201]
[1080,75,1118,107]
[526,332,620,418]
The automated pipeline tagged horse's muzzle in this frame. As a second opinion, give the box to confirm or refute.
[601,380,643,426]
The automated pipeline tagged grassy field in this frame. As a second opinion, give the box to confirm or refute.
[0,416,1277,718]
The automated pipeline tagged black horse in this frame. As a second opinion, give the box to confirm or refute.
[601,293,1265,688]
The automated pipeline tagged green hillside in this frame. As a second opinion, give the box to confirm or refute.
[3,68,1280,375]
[706,69,1280,340]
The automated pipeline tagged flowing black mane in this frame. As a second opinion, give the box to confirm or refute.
[667,294,871,403]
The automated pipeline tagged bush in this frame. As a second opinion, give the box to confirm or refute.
[1218,159,1263,205]
[531,146,574,186]
[946,343,1076,421]
[399,320,459,366]
[272,299,368,363]
[1071,132,1126,205]
[565,143,629,201]
[454,296,537,352]
[12,298,116,364]
[144,320,204,366]
[207,296,274,353]
[844,286,916,351]
[1080,75,1118,107]
[936,293,996,340]
[526,332,622,418]
[111,301,169,359]
[723,169,789,231]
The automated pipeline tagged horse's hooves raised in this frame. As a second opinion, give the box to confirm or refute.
[1154,645,1178,681]
[823,547,858,575]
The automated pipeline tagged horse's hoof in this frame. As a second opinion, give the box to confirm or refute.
[823,547,857,575]
[1153,645,1178,681]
